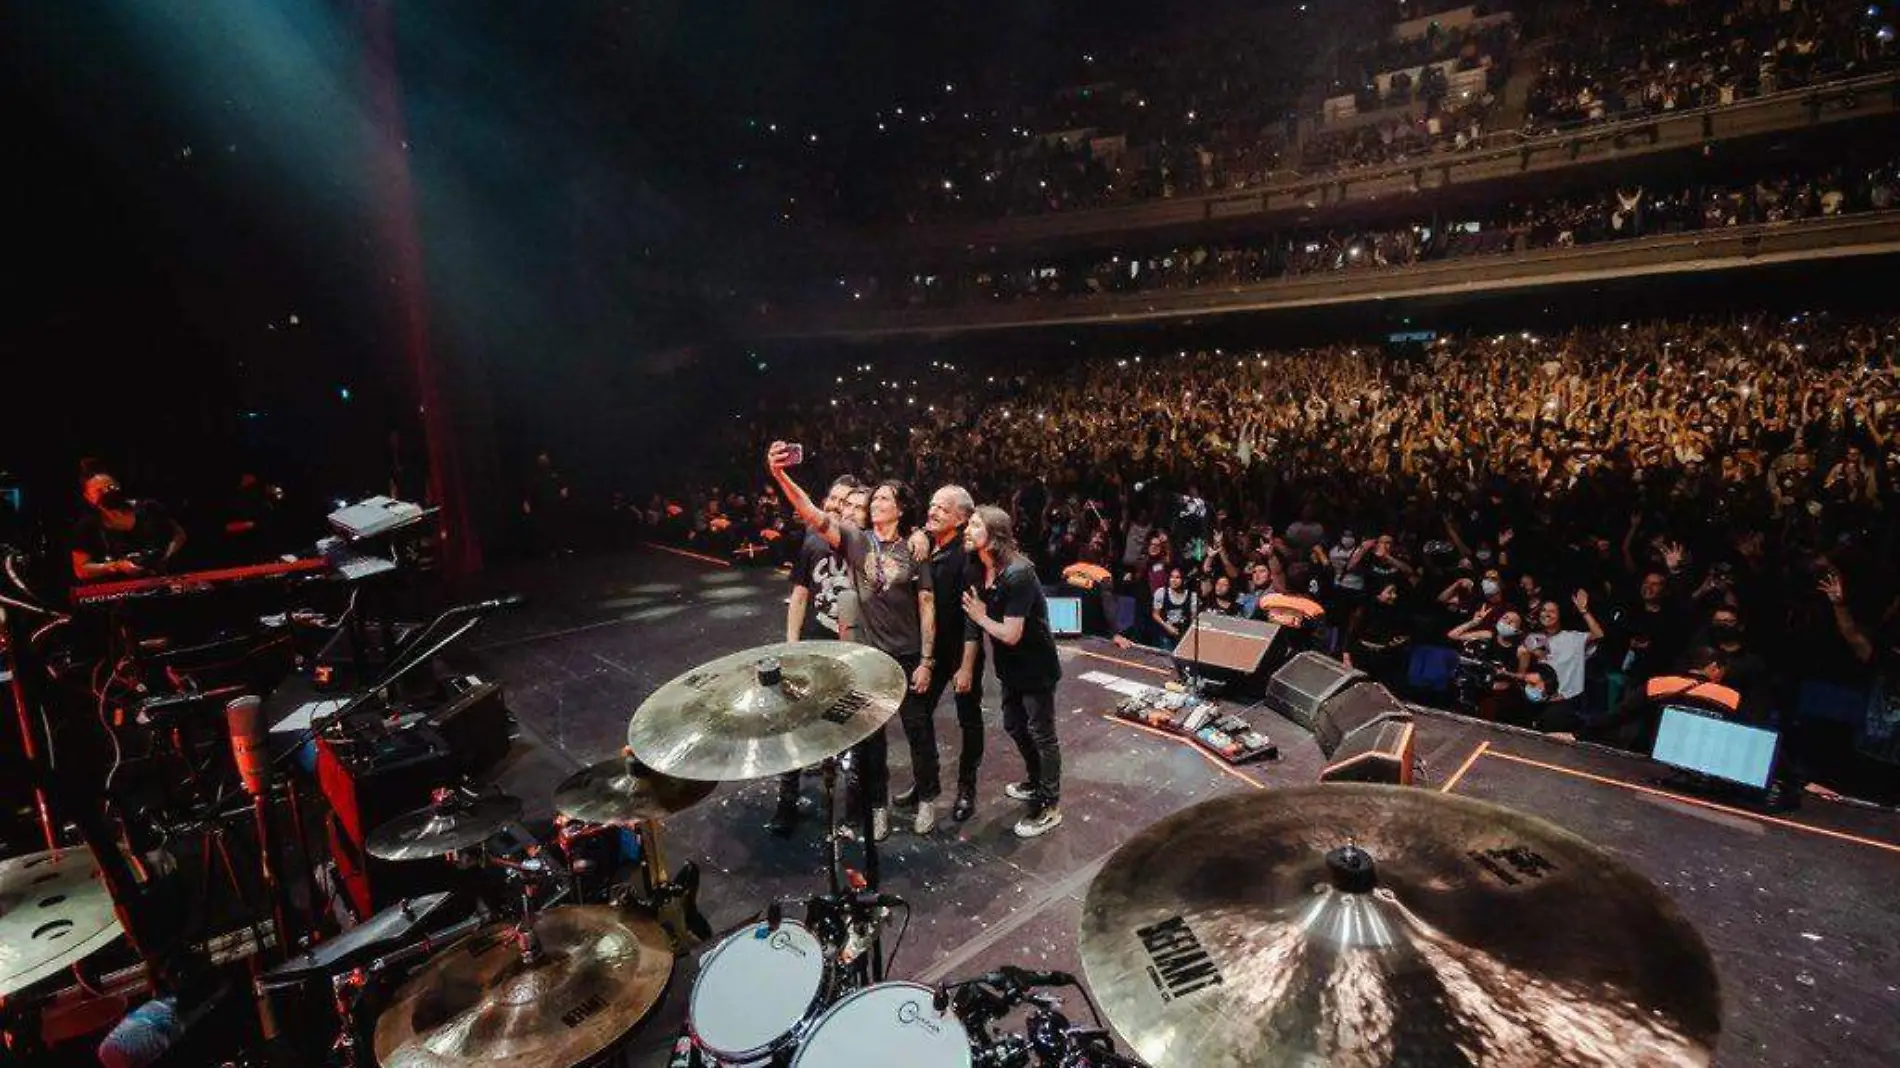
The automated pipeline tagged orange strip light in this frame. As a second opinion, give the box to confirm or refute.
[1073,647,1173,677]
[642,542,732,568]
[1482,749,1900,856]
[1098,714,1265,789]
[1439,741,1490,794]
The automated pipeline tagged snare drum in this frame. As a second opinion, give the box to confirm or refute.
[690,919,831,1066]
[789,982,974,1068]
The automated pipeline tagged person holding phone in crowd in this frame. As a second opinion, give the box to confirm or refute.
[961,505,1065,838]
[768,441,935,842]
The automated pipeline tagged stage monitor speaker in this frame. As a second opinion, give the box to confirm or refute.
[1172,615,1282,694]
[1264,652,1366,731]
[316,724,457,917]
[1313,681,1410,758]
[429,675,515,775]
[1319,717,1417,785]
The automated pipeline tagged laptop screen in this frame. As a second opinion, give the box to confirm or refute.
[1650,705,1779,789]
[1046,596,1082,637]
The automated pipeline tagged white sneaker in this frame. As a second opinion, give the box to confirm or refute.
[871,807,890,842]
[1013,805,1063,839]
[1004,781,1037,802]
[912,800,935,835]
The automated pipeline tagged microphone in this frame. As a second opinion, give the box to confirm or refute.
[933,983,951,1013]
[225,695,270,796]
[766,901,783,931]
[467,594,525,612]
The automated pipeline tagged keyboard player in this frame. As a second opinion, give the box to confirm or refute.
[71,472,187,583]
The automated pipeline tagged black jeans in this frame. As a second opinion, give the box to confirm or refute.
[899,645,987,801]
[1001,686,1060,806]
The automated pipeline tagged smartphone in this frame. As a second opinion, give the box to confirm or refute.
[783,443,804,466]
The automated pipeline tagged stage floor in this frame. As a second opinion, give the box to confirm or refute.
[463,546,1900,1068]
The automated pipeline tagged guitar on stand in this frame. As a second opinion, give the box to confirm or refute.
[549,747,714,951]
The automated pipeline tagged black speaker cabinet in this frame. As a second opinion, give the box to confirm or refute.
[1264,652,1366,731]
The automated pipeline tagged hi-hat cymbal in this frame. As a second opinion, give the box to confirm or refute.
[373,905,674,1068]
[627,641,905,781]
[1,849,125,998]
[367,794,524,861]
[553,754,716,824]
[1080,784,1721,1068]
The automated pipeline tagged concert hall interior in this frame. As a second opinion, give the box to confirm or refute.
[4,2,1900,1067]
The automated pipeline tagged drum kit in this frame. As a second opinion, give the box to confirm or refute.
[3,639,1725,1067]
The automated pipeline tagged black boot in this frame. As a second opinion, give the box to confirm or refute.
[952,787,976,822]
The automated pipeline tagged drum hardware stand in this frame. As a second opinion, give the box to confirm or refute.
[1,607,59,851]
[292,909,486,1068]
[3,603,173,996]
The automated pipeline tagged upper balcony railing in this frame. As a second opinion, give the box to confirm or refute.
[889,69,1900,252]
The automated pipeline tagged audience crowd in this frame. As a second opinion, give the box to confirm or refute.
[748,0,1897,228]
[814,153,1899,311]
[621,311,1900,802]
[1525,0,1899,132]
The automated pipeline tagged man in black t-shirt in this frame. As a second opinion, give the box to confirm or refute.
[963,505,1064,839]
[769,474,861,835]
[894,485,988,826]
[71,473,186,583]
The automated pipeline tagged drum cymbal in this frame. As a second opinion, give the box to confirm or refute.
[373,905,674,1068]
[1,849,125,998]
[627,641,905,781]
[1080,784,1721,1068]
[553,753,716,824]
[367,794,524,861]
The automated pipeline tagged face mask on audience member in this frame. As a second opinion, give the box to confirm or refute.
[1496,618,1520,640]
[1480,578,1501,598]
[1339,533,1358,550]
[1523,682,1546,703]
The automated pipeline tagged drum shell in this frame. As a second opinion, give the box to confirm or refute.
[688,920,835,1066]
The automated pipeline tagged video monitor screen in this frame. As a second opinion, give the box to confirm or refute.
[1046,596,1082,637]
[1650,705,1778,789]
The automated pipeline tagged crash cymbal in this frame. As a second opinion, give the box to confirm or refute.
[553,752,716,825]
[1080,784,1721,1068]
[373,905,674,1068]
[367,793,524,861]
[1,849,125,998]
[627,640,905,781]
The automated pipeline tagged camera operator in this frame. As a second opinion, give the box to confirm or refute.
[1449,608,1526,720]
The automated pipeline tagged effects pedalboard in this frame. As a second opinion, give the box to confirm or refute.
[1113,687,1279,766]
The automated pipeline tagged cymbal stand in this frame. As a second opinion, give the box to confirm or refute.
[319,910,487,1068]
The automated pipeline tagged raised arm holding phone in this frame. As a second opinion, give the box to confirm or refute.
[768,441,942,839]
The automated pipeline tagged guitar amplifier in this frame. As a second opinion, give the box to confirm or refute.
[1319,717,1417,785]
[315,723,458,917]
[1172,616,1282,695]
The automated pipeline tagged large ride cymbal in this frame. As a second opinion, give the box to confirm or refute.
[373,905,674,1068]
[627,641,905,781]
[553,754,716,824]
[1,849,125,998]
[367,794,525,861]
[1080,784,1721,1068]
